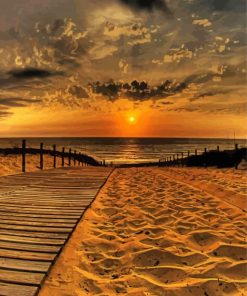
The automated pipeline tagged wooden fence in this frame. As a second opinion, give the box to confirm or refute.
[0,140,104,173]
[159,144,247,169]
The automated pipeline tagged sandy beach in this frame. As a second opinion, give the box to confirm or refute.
[38,167,247,296]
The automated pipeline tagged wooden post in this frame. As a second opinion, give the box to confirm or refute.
[74,150,76,166]
[53,145,56,168]
[78,153,81,166]
[173,155,175,166]
[40,143,44,170]
[195,149,197,156]
[62,147,65,167]
[103,160,106,166]
[69,148,71,166]
[204,148,207,168]
[235,144,239,169]
[188,151,190,158]
[22,140,26,173]
[217,145,220,152]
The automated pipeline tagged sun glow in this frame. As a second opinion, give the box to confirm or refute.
[128,116,136,124]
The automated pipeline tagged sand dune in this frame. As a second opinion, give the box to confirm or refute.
[0,154,67,176]
[39,167,247,296]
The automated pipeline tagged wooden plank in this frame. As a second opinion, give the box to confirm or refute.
[0,224,72,233]
[0,215,77,224]
[0,167,112,295]
[0,241,60,253]
[3,198,94,203]
[0,212,80,219]
[0,258,50,272]
[0,202,83,209]
[0,248,56,261]
[0,208,82,215]
[0,234,65,246]
[0,282,38,296]
[0,196,92,201]
[0,268,45,285]
[0,229,67,239]
[0,206,83,213]
[0,219,75,228]
[0,206,84,212]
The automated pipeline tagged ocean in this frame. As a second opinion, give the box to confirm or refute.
[0,138,246,164]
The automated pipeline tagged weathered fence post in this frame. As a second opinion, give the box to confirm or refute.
[235,144,239,169]
[195,149,197,156]
[204,148,207,168]
[217,145,220,152]
[177,154,179,166]
[181,152,184,167]
[22,139,26,173]
[40,143,44,170]
[62,147,65,167]
[69,148,71,166]
[74,150,76,166]
[53,145,56,168]
[78,153,81,166]
[173,155,175,166]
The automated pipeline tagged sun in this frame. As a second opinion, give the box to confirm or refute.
[129,116,136,123]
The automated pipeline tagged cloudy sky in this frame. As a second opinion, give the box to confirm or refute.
[0,0,246,137]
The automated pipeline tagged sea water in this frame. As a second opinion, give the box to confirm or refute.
[0,137,246,164]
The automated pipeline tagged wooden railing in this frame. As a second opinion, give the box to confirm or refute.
[159,144,247,169]
[0,140,104,173]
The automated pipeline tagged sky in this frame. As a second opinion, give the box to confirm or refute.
[0,0,246,138]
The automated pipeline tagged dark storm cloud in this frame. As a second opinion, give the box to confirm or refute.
[119,0,172,14]
[8,68,63,80]
[0,67,64,92]
[89,79,187,101]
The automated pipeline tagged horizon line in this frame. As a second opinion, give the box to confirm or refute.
[0,136,246,141]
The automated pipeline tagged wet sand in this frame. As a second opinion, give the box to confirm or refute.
[39,167,247,296]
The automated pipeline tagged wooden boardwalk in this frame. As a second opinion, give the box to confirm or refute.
[0,167,112,296]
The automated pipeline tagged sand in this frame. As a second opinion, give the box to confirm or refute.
[0,154,68,176]
[38,167,247,296]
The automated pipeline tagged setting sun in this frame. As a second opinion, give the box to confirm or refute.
[129,116,135,124]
